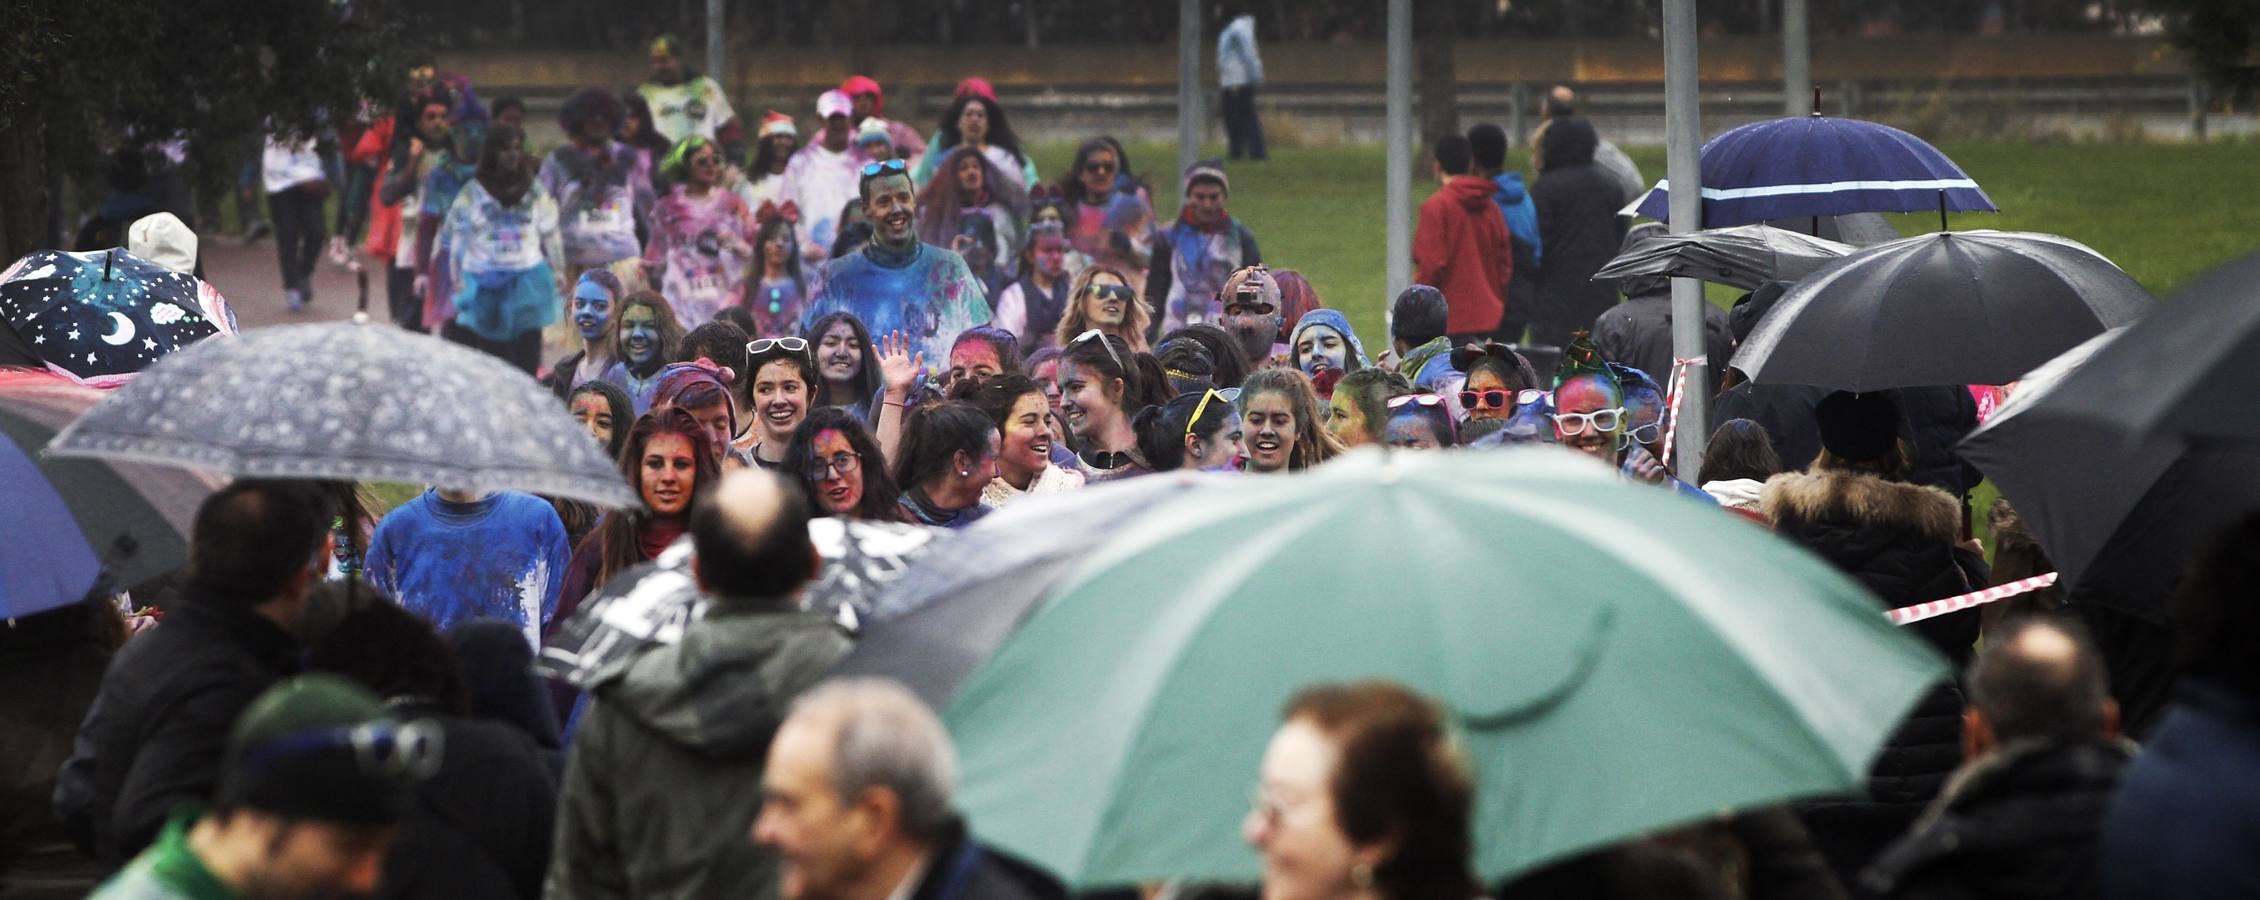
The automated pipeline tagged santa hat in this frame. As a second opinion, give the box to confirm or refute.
[758,111,797,139]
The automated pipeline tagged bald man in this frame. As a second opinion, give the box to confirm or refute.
[1536,84,1646,207]
[1859,617,2132,900]
[550,469,851,900]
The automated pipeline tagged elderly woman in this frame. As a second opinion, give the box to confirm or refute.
[1245,680,1478,900]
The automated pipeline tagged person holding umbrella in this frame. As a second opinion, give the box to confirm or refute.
[432,123,565,374]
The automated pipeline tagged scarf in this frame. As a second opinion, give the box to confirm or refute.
[1176,205,1233,235]
[639,517,684,560]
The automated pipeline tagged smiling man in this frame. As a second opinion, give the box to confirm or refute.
[801,160,991,364]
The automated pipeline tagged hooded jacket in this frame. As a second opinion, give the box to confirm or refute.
[1288,308,1369,375]
[548,600,850,900]
[1529,117,1629,347]
[1862,738,2132,900]
[1414,175,1515,336]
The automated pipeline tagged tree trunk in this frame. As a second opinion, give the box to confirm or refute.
[1416,0,1459,173]
[0,118,52,263]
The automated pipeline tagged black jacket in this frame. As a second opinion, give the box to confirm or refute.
[904,818,1064,900]
[378,707,557,899]
[1894,385,1981,502]
[2101,678,2260,899]
[1529,123,1628,349]
[58,590,300,865]
[1762,470,1977,667]
[1862,739,2132,900]
[1713,381,1830,472]
[1592,292,1732,391]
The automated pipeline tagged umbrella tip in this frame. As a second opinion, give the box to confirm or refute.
[351,311,372,325]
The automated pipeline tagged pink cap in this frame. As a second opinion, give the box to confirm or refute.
[816,89,853,119]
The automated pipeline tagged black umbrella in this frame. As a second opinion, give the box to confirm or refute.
[1591,224,1855,291]
[2025,251,2260,445]
[0,248,237,388]
[828,472,1218,710]
[1959,332,2260,620]
[1733,230,2154,392]
[48,319,635,507]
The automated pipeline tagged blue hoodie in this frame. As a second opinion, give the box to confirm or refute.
[1491,173,1543,266]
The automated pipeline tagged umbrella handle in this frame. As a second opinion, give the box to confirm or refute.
[355,269,370,323]
[1938,189,1949,233]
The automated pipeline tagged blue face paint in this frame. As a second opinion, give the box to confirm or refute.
[573,283,613,343]
[621,310,660,368]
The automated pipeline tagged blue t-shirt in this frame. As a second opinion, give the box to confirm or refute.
[365,490,571,647]
[803,241,991,364]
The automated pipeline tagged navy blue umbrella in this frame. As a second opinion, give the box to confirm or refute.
[0,248,237,388]
[1633,114,1997,227]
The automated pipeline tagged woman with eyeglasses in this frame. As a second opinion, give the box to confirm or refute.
[738,337,819,469]
[645,136,758,330]
[1054,264,1153,354]
[1133,387,1246,473]
[893,401,1001,528]
[1382,394,1459,450]
[783,407,906,522]
[1245,680,1477,900]
[1450,342,1541,424]
[958,374,1084,507]
[1237,368,1346,474]
[1551,336,1709,499]
[1057,137,1157,273]
[1058,331,1171,482]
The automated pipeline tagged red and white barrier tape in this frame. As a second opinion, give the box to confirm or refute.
[1888,573,2059,626]
[1660,355,1704,466]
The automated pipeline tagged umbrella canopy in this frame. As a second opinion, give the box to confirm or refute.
[2019,251,2260,444]
[49,320,636,508]
[0,438,102,617]
[0,369,222,605]
[1592,224,1856,291]
[944,447,1945,889]
[1960,333,2260,621]
[1631,115,1996,227]
[0,248,236,388]
[539,518,935,687]
[1732,230,2154,392]
[830,473,1221,709]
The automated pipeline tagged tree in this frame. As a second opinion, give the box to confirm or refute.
[2139,0,2260,101]
[0,0,416,261]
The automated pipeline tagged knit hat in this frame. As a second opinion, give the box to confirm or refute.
[1182,158,1229,196]
[758,111,797,139]
[127,213,197,275]
[816,90,852,120]
[855,118,892,149]
[216,674,423,826]
[1814,390,1902,462]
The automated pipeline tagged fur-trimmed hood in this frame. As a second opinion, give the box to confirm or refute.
[1762,469,1960,543]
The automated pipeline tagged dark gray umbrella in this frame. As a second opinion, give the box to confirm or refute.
[1733,230,2154,392]
[828,472,1219,710]
[2023,251,2260,444]
[48,319,635,507]
[1959,331,2260,621]
[1592,224,1855,291]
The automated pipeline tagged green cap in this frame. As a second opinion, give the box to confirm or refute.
[217,674,424,825]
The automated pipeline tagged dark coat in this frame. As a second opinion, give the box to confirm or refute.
[1895,385,1981,502]
[1529,119,1628,349]
[58,591,299,865]
[1762,470,1977,666]
[903,818,1064,900]
[1862,739,2133,900]
[1713,381,1830,472]
[378,709,557,900]
[2100,678,2260,899]
[1796,683,1966,891]
[1592,292,1732,391]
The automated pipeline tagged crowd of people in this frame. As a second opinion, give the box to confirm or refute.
[9,35,2260,900]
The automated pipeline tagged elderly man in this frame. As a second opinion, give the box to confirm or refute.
[1861,617,2131,900]
[550,470,851,899]
[754,679,1057,900]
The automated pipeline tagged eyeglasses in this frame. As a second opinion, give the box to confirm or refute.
[1551,407,1626,436]
[859,158,909,178]
[691,155,720,167]
[1627,420,1662,444]
[241,720,444,781]
[1084,283,1135,304]
[1085,160,1117,174]
[1187,387,1243,438]
[1068,328,1122,369]
[804,450,861,481]
[1248,784,1313,830]
[747,337,811,355]
[1386,393,1448,411]
[1460,388,1549,411]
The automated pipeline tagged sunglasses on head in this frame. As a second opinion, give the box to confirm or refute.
[1187,387,1243,438]
[1460,388,1549,411]
[859,158,909,178]
[747,337,811,355]
[1386,393,1448,411]
[1069,328,1123,369]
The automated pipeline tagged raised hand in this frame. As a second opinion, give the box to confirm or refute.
[879,331,924,398]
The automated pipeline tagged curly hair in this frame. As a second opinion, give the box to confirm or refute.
[558,87,626,139]
[784,407,907,523]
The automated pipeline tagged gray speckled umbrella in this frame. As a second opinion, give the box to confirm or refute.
[1592,224,1856,291]
[48,319,636,508]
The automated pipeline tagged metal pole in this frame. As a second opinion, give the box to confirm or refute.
[1385,0,1413,303]
[1178,0,1204,194]
[1664,0,1709,480]
[1782,0,1811,116]
[706,0,725,91]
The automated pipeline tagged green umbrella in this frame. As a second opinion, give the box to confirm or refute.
[943,446,1944,889]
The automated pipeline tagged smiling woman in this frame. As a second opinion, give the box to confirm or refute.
[1237,368,1346,474]
[556,407,720,631]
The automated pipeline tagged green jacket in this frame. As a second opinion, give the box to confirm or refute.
[89,810,236,900]
[546,600,851,900]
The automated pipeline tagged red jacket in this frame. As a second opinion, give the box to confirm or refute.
[1414,175,1515,336]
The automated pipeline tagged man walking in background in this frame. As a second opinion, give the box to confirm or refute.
[1414,134,1514,348]
[1217,5,1267,162]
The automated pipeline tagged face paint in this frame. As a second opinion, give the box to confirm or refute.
[1384,412,1443,450]
[947,342,1003,390]
[863,173,917,248]
[1552,375,1625,464]
[1033,237,1069,278]
[810,428,864,515]
[1326,390,1370,448]
[1623,389,1666,455]
[1187,407,1246,472]
[1241,391,1298,473]
[573,282,613,343]
[620,306,660,367]
[1294,325,1347,377]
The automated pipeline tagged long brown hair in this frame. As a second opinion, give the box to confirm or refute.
[1239,368,1347,471]
[590,408,720,586]
[1054,264,1152,353]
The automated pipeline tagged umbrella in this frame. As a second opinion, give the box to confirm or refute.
[0,369,224,612]
[1631,114,1996,227]
[1592,224,1855,291]
[2017,251,2260,444]
[0,439,102,617]
[48,319,636,508]
[944,447,1945,888]
[1960,335,2260,621]
[829,472,1221,709]
[1731,230,2153,392]
[538,518,936,687]
[0,248,237,388]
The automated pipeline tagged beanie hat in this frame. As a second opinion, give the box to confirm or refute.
[1182,158,1229,196]
[127,213,198,276]
[217,674,423,826]
[855,118,892,148]
[1814,390,1902,462]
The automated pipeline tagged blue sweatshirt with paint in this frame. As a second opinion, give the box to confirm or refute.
[365,490,571,647]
